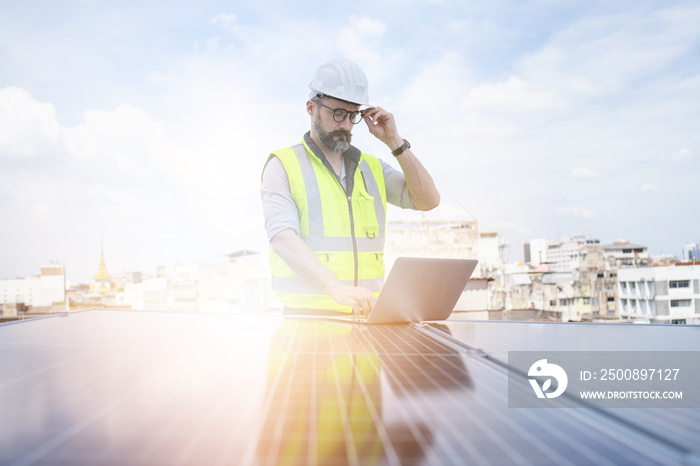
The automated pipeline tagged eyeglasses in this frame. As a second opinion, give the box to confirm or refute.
[312,99,364,124]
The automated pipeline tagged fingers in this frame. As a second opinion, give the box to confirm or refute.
[362,106,390,124]
[350,300,363,316]
[329,283,377,316]
[362,107,399,145]
[353,289,377,316]
[346,287,377,316]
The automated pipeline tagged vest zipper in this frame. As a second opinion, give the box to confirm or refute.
[326,157,360,288]
[347,195,359,287]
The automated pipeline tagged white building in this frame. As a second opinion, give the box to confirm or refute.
[123,277,168,311]
[602,241,650,267]
[546,236,601,271]
[523,238,549,266]
[385,220,495,314]
[618,264,700,324]
[385,220,479,270]
[0,265,66,312]
[169,262,199,312]
[478,232,502,273]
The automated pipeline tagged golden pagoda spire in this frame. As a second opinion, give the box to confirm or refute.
[93,231,111,282]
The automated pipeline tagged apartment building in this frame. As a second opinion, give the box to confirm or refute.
[0,265,66,315]
[618,264,700,324]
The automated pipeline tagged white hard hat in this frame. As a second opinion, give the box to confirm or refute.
[308,59,369,106]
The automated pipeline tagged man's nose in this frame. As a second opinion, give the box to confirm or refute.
[338,116,353,131]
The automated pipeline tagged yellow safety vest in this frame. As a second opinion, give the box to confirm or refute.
[266,138,387,313]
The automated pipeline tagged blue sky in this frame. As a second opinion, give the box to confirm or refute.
[1,0,699,282]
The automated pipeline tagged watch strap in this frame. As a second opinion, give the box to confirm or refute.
[391,139,411,157]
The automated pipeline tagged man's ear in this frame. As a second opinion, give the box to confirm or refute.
[306,100,315,115]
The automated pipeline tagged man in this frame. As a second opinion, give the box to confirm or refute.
[261,59,440,316]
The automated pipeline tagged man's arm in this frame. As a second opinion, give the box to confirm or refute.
[270,229,377,315]
[261,159,376,315]
[362,107,440,211]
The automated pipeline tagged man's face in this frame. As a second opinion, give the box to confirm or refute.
[312,97,360,154]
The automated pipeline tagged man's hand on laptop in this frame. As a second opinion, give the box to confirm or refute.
[329,284,377,316]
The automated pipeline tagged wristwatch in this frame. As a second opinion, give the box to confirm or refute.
[391,139,411,157]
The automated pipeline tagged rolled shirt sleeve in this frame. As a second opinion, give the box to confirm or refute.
[261,156,301,241]
[379,158,417,210]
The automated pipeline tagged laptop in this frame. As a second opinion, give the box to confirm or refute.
[345,257,478,324]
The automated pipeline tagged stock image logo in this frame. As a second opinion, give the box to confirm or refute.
[528,359,568,399]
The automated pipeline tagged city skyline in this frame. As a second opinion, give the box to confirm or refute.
[1,0,699,283]
[6,228,688,285]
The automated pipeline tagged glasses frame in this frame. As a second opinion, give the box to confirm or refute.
[312,99,364,125]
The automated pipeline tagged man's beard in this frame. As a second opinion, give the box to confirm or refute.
[313,113,352,154]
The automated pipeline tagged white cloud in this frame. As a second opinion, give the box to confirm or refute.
[557,205,597,219]
[3,1,700,279]
[566,77,599,95]
[64,104,163,176]
[0,87,62,158]
[210,13,238,31]
[660,148,692,163]
[0,89,163,171]
[462,77,563,114]
[205,37,220,51]
[570,166,600,179]
[338,16,387,63]
[461,112,519,138]
[518,6,700,97]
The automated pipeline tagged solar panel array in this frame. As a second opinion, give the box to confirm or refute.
[0,310,698,465]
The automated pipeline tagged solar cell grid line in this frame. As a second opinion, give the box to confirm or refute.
[384,323,455,356]
[239,319,300,466]
[354,324,432,465]
[308,320,319,466]
[338,323,393,464]
[352,326,434,464]
[256,318,358,466]
[422,324,678,465]
[269,319,349,466]
[307,352,319,465]
[309,320,325,466]
[263,332,302,466]
[413,348,639,465]
[390,325,479,391]
[325,323,362,466]
[399,326,655,466]
[422,323,690,465]
[330,323,400,465]
[349,325,439,464]
[359,325,487,465]
[433,323,700,431]
[382,325,535,466]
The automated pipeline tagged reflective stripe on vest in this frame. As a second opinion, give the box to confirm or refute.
[269,141,387,313]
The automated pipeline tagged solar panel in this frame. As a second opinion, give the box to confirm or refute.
[0,310,698,465]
